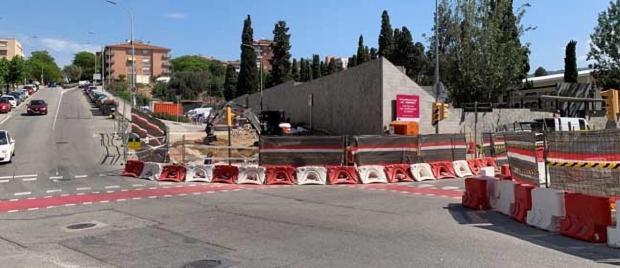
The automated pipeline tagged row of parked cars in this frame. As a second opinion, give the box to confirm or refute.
[0,84,41,113]
[83,85,117,116]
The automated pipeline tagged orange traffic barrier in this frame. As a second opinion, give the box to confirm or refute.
[122,160,145,178]
[498,164,511,180]
[462,178,490,210]
[510,183,535,223]
[326,166,359,184]
[483,157,498,171]
[265,165,296,185]
[159,164,187,182]
[560,193,612,243]
[429,161,456,179]
[384,164,414,183]
[467,159,483,176]
[212,165,239,184]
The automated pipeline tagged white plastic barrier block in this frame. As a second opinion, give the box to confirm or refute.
[410,163,435,182]
[453,160,473,178]
[296,166,327,185]
[139,162,163,181]
[608,200,620,248]
[357,165,388,184]
[526,188,565,232]
[237,165,266,185]
[495,180,516,215]
[186,164,213,183]
[480,167,495,177]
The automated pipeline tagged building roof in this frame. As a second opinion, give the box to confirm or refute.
[524,69,593,83]
[106,42,170,51]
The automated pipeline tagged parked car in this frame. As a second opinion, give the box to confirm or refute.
[47,82,57,88]
[1,95,17,108]
[7,92,24,104]
[0,130,15,163]
[27,99,48,115]
[23,86,35,95]
[14,89,28,100]
[0,99,11,113]
[24,84,37,92]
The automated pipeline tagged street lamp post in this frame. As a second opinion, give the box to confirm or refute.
[433,0,441,134]
[105,0,136,107]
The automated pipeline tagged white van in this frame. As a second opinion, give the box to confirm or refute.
[534,117,590,132]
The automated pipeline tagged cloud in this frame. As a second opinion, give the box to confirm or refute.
[40,38,99,53]
[164,12,187,19]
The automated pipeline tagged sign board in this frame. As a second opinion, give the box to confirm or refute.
[92,73,101,80]
[396,94,420,122]
[127,134,141,151]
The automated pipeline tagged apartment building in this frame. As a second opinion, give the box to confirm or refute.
[254,39,273,72]
[0,38,25,60]
[103,41,171,84]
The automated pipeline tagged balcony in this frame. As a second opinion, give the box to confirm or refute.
[162,61,171,67]
[161,54,171,60]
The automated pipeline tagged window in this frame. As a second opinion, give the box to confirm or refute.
[142,49,149,55]
[0,42,6,48]
[0,132,7,145]
[0,50,7,56]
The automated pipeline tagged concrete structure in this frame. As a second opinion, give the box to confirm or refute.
[0,38,24,60]
[254,39,273,72]
[507,69,596,108]
[103,41,171,84]
[233,58,559,137]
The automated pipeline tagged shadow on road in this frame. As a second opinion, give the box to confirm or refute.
[444,203,620,266]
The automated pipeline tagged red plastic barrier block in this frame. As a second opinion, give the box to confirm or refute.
[462,178,490,210]
[560,193,612,243]
[429,161,456,179]
[384,164,414,183]
[510,183,535,223]
[159,165,187,182]
[483,157,498,170]
[326,166,359,185]
[212,165,239,184]
[122,160,145,178]
[467,159,482,176]
[265,165,296,185]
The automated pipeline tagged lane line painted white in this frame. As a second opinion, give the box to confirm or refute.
[147,196,157,199]
[0,175,12,179]
[13,174,37,178]
[14,192,31,196]
[7,210,18,213]
[76,187,91,191]
[64,203,75,207]
[0,179,8,183]
[441,186,460,190]
[22,178,37,182]
[132,184,145,187]
[46,189,61,193]
[132,197,142,200]
[99,200,110,203]
[52,88,65,130]
[49,176,63,180]
[27,207,38,211]
[74,175,88,179]
[46,206,55,209]
[82,202,92,205]
[105,185,120,189]
[116,199,126,202]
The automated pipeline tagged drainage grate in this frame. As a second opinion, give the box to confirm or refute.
[182,259,222,268]
[66,223,97,230]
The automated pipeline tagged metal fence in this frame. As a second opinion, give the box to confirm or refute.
[503,132,545,187]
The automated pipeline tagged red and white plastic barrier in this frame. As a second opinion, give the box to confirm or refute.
[265,165,296,185]
[526,188,565,232]
[510,183,535,223]
[139,162,163,181]
[429,161,456,179]
[384,164,413,183]
[607,200,620,248]
[296,166,327,185]
[467,159,483,176]
[212,165,239,184]
[122,160,145,178]
[159,164,187,182]
[452,160,473,178]
[326,166,359,184]
[495,180,516,215]
[357,165,388,184]
[237,165,266,185]
[410,163,435,181]
[462,177,491,210]
[186,164,213,183]
[560,193,611,243]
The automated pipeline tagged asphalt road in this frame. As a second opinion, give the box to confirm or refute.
[0,88,617,267]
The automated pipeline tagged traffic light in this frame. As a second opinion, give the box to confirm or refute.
[226,106,236,127]
[432,102,440,126]
[440,103,450,120]
[601,89,619,122]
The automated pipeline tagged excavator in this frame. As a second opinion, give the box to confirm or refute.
[202,102,267,145]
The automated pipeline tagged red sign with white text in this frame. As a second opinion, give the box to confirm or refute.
[396,94,419,122]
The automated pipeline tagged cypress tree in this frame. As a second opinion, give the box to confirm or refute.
[356,35,366,64]
[564,40,578,83]
[378,10,394,59]
[223,64,238,100]
[269,21,292,86]
[327,60,337,74]
[237,15,258,95]
[320,61,328,76]
[291,58,299,81]
[299,58,308,82]
[312,54,321,79]
[348,55,357,68]
[370,48,378,60]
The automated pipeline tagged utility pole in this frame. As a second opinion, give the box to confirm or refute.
[433,0,440,134]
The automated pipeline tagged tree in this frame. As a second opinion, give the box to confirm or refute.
[168,71,212,100]
[347,55,358,68]
[237,15,258,96]
[588,1,620,89]
[223,64,238,101]
[63,65,82,82]
[72,51,98,80]
[327,60,337,75]
[534,66,548,77]
[0,58,9,88]
[428,0,531,106]
[312,55,321,79]
[299,58,309,82]
[26,51,62,83]
[291,58,299,81]
[269,21,292,87]
[8,56,26,87]
[370,48,378,60]
[169,55,226,96]
[378,10,394,59]
[356,35,366,65]
[564,40,578,83]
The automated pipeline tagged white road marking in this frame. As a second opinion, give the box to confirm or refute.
[46,189,61,193]
[64,203,75,207]
[0,175,12,179]
[14,192,31,196]
[441,186,460,190]
[163,194,172,197]
[52,88,65,130]
[132,197,142,200]
[7,210,18,213]
[105,185,120,189]
[116,199,126,202]
[27,207,38,211]
[74,175,88,179]
[82,202,92,205]
[76,187,91,191]
[99,200,110,203]
[147,196,157,199]
[46,206,55,209]
[22,178,37,182]
[0,179,8,183]
[49,176,63,180]
[14,174,37,178]
[60,194,69,197]
[132,184,145,187]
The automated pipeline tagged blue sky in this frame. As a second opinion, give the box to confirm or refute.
[0,0,610,72]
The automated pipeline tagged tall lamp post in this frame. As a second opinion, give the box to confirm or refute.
[433,0,441,134]
[105,0,136,107]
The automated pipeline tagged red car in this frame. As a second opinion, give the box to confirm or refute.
[27,99,47,115]
[23,86,34,95]
[0,98,11,113]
